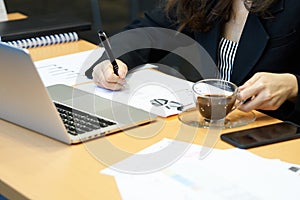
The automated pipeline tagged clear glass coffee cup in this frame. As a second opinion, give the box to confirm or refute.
[192,79,240,124]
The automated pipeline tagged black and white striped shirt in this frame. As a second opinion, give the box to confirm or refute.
[217,37,238,81]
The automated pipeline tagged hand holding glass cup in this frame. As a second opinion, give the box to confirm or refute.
[178,79,256,128]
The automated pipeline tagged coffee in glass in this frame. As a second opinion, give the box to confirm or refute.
[193,79,239,123]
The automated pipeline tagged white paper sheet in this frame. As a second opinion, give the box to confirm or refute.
[77,68,195,117]
[0,0,8,22]
[101,138,300,200]
[34,49,102,86]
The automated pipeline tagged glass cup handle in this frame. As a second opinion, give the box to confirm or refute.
[231,91,244,112]
[232,99,243,110]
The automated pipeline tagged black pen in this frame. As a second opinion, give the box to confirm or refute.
[98,30,119,76]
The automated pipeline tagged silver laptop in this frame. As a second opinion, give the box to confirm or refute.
[0,42,156,144]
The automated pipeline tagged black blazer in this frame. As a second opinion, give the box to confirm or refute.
[86,0,300,123]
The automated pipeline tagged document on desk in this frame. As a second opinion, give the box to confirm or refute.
[34,49,195,117]
[101,138,300,200]
[77,68,195,117]
[34,49,102,87]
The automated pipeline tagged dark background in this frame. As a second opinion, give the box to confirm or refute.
[5,0,161,44]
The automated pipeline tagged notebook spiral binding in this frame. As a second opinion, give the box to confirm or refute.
[4,32,79,49]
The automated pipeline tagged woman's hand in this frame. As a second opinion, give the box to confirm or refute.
[238,72,298,112]
[92,59,128,90]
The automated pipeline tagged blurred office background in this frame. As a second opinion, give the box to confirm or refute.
[5,0,160,44]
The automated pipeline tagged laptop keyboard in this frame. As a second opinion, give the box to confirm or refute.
[54,102,116,135]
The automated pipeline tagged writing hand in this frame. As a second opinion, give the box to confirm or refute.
[92,59,128,90]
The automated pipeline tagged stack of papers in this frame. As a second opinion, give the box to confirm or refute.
[101,138,300,200]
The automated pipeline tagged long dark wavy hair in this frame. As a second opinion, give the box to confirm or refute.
[164,0,279,32]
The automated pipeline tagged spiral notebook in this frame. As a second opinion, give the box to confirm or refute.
[4,32,80,48]
[0,13,91,48]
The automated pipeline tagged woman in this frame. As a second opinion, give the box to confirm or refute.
[86,0,300,123]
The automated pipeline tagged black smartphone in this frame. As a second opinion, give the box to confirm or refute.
[221,121,300,149]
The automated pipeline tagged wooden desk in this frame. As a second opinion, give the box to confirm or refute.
[28,40,97,61]
[7,12,27,21]
[0,40,299,200]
